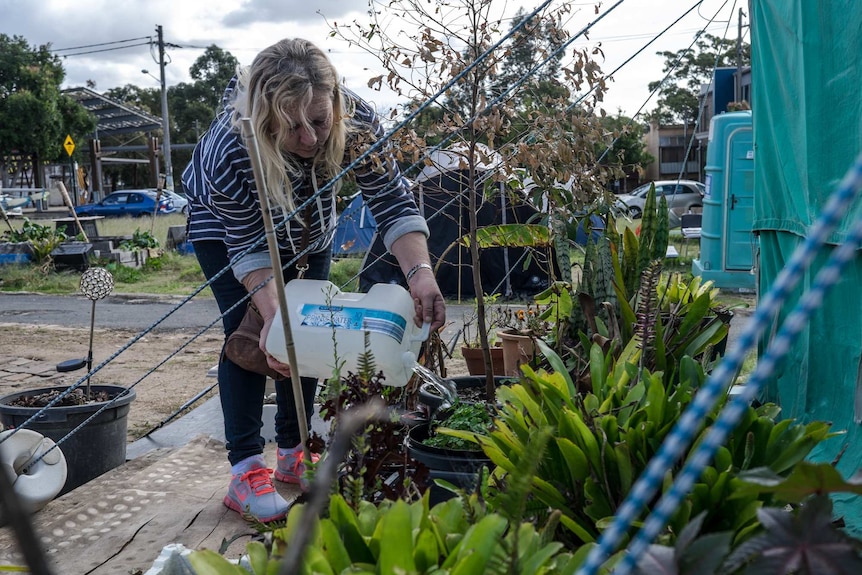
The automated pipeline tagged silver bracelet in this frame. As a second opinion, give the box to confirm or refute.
[405,262,433,283]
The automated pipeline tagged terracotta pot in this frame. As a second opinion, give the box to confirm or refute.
[499,329,536,376]
[460,345,505,376]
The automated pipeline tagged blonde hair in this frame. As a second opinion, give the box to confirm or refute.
[232,38,351,215]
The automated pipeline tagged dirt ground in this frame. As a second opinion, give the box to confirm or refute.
[0,323,224,440]
[0,323,469,442]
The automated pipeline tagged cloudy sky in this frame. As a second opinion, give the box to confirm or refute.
[1,0,746,118]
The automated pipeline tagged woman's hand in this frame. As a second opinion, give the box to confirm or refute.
[260,314,292,379]
[407,267,446,332]
[390,232,447,332]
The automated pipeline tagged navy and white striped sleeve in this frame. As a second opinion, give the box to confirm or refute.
[348,93,429,250]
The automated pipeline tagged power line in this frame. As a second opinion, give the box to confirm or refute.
[52,37,151,53]
[568,0,706,114]
[55,42,152,58]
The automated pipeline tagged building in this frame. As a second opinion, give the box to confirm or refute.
[643,121,702,182]
[641,66,752,184]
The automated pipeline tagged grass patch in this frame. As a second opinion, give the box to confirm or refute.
[93,213,188,246]
[330,257,362,292]
[0,252,208,296]
[4,213,188,247]
[106,251,208,296]
[0,264,83,293]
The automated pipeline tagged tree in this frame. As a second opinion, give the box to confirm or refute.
[647,33,751,124]
[164,46,240,190]
[104,84,160,113]
[597,113,654,190]
[332,0,618,397]
[104,45,240,190]
[491,7,568,110]
[0,34,95,187]
[187,45,240,113]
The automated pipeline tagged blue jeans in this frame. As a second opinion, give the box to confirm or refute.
[194,240,330,465]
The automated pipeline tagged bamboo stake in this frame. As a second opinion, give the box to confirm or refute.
[239,118,311,461]
[54,182,89,243]
[0,203,14,234]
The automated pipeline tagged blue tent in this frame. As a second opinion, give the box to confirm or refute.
[332,193,376,256]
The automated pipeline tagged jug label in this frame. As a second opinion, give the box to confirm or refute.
[299,304,406,343]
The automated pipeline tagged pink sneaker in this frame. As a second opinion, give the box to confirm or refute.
[223,463,289,522]
[275,449,320,491]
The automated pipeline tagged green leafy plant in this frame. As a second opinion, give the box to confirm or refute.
[189,492,582,574]
[636,497,862,575]
[467,338,833,548]
[119,229,159,251]
[633,462,862,575]
[722,495,862,574]
[424,401,493,451]
[314,339,425,506]
[1,217,67,264]
[634,511,733,575]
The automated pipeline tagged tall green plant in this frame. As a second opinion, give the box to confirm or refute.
[331,0,620,404]
[467,341,833,547]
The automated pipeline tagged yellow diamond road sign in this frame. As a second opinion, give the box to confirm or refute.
[64,135,75,156]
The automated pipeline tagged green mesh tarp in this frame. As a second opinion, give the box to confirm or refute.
[752,0,862,532]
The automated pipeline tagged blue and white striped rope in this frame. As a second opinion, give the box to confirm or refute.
[576,149,862,575]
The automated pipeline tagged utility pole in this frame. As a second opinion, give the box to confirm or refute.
[735,8,744,103]
[157,25,173,190]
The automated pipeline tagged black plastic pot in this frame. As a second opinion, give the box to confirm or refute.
[0,385,136,496]
[406,422,491,505]
[417,375,511,414]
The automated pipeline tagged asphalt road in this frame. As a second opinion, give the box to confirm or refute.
[0,292,223,332]
[0,291,751,357]
[0,292,475,349]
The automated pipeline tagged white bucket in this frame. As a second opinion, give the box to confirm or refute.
[265,279,429,387]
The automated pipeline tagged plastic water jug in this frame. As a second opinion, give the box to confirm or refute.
[265,279,430,387]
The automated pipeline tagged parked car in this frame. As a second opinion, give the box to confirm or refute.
[162,189,189,216]
[75,190,176,218]
[615,180,705,219]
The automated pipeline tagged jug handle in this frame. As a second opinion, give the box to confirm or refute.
[411,322,431,343]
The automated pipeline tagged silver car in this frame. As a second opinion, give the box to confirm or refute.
[616,180,705,219]
[162,189,189,216]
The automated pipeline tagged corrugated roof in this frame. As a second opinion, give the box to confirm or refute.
[63,87,161,137]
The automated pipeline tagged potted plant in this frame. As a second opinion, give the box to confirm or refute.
[0,218,67,266]
[0,384,136,496]
[459,293,505,376]
[494,303,551,376]
[0,267,135,497]
[406,401,494,504]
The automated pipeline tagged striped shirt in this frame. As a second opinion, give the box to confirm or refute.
[181,77,427,281]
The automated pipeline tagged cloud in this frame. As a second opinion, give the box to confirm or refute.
[221,0,367,27]
[0,0,741,119]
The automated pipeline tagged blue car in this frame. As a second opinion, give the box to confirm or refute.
[75,189,176,218]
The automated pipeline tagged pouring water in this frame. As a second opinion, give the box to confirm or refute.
[412,363,459,407]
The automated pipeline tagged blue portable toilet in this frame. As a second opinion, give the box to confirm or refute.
[692,111,757,290]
